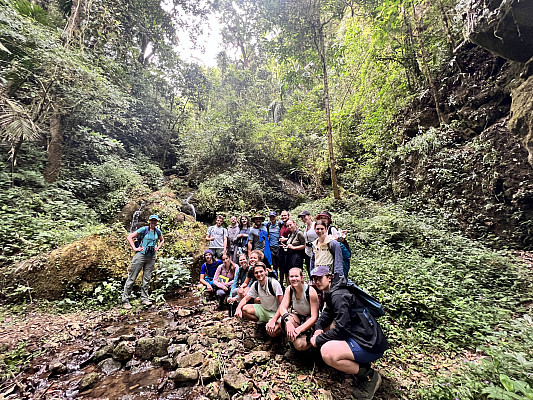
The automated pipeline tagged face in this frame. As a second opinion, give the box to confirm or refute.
[216,216,224,226]
[239,255,248,267]
[241,216,248,225]
[149,219,158,226]
[319,216,330,226]
[287,220,296,232]
[289,268,303,287]
[231,216,238,225]
[280,211,289,222]
[249,252,259,264]
[221,254,231,265]
[269,215,276,223]
[312,274,331,291]
[254,266,266,282]
[315,224,326,238]
[253,218,262,227]
[205,253,213,263]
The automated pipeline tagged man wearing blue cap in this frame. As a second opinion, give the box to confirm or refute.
[122,215,165,309]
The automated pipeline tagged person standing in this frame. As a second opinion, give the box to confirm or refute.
[265,211,283,276]
[227,215,240,262]
[122,215,164,309]
[281,219,305,285]
[206,215,228,260]
[299,210,317,275]
[248,214,272,265]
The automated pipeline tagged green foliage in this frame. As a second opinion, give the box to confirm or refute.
[0,341,43,382]
[421,316,533,400]
[152,257,191,302]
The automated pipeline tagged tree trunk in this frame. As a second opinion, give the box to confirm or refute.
[318,25,340,200]
[43,110,63,183]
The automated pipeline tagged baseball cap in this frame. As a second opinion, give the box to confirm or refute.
[149,215,159,221]
[310,265,330,277]
[298,210,311,218]
[268,211,277,217]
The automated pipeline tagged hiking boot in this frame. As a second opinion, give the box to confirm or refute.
[141,299,153,306]
[352,369,382,400]
[251,323,266,338]
[123,302,132,310]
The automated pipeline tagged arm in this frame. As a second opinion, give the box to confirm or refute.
[288,233,306,251]
[127,231,142,252]
[230,267,240,294]
[331,241,344,276]
[266,287,290,334]
[223,229,228,252]
[205,227,214,242]
[315,293,352,346]
[156,233,164,252]
[212,266,225,289]
[235,294,252,319]
[310,250,315,271]
[199,273,213,291]
[247,235,253,254]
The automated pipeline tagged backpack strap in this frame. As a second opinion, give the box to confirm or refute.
[305,285,310,303]
[288,286,293,309]
[267,277,275,297]
[253,281,259,294]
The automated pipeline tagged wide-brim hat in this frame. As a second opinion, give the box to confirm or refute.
[316,211,332,221]
[251,214,265,222]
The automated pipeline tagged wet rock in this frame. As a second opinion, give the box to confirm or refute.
[92,343,114,362]
[78,372,99,390]
[125,358,140,369]
[176,308,194,317]
[243,351,270,367]
[168,343,188,357]
[48,361,67,375]
[200,359,219,381]
[97,358,122,375]
[178,351,204,368]
[170,368,199,383]
[135,336,169,360]
[174,334,189,343]
[203,325,235,341]
[242,338,255,350]
[119,334,136,341]
[113,341,135,362]
[223,367,248,391]
[153,356,176,370]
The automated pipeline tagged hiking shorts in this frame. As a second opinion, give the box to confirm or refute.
[346,338,383,364]
[252,304,277,323]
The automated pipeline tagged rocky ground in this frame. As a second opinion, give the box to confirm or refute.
[0,289,398,400]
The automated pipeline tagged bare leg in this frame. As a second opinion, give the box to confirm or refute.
[241,304,259,322]
[320,340,360,375]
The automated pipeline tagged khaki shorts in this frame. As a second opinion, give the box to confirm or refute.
[252,304,277,323]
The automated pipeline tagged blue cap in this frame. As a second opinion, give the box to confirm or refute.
[149,215,159,221]
[269,211,277,217]
[310,266,330,277]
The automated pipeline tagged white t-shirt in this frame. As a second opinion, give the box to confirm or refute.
[248,278,283,311]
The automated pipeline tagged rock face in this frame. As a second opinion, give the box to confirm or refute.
[466,0,533,63]
[509,74,533,166]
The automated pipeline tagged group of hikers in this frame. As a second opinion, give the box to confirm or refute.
[121,211,388,400]
[199,211,388,400]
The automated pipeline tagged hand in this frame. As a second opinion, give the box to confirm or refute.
[266,320,276,335]
[135,246,144,252]
[227,297,236,304]
[310,335,317,347]
[285,320,297,341]
[206,283,213,292]
[235,308,243,319]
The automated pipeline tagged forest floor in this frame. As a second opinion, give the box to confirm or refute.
[0,288,407,400]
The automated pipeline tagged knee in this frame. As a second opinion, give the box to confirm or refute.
[320,343,336,364]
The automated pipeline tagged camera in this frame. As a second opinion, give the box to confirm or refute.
[145,245,156,256]
[306,242,313,247]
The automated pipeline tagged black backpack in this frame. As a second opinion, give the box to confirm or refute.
[288,285,310,309]
[252,277,276,296]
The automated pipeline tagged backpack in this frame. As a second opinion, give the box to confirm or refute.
[328,225,352,255]
[253,277,276,297]
[266,221,283,238]
[288,285,310,309]
[134,226,161,248]
[328,241,352,277]
[345,280,385,319]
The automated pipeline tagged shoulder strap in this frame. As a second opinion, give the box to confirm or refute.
[305,285,310,302]
[268,277,275,296]
[288,286,293,309]
[253,281,259,293]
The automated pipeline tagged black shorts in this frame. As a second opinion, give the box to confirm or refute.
[270,246,280,267]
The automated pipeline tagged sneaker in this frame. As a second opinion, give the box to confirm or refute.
[141,299,153,306]
[352,370,382,400]
[123,302,132,310]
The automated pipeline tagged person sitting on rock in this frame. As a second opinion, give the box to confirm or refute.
[198,249,222,294]
[122,214,164,309]
[234,262,283,335]
[266,267,319,351]
[212,252,236,308]
[228,254,251,304]
[310,266,389,400]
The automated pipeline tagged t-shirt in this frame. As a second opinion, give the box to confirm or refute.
[304,222,317,257]
[264,221,282,247]
[287,230,306,248]
[248,226,268,252]
[312,236,335,267]
[207,225,227,249]
[200,260,222,279]
[137,227,161,256]
[247,278,283,311]
[227,225,240,251]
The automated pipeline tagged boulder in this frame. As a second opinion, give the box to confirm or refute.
[97,358,122,375]
[466,0,533,62]
[48,361,67,375]
[135,336,169,360]
[78,372,99,391]
[200,359,219,381]
[113,341,135,362]
[243,351,271,367]
[170,368,199,383]
[509,74,533,167]
[92,343,114,363]
[153,356,177,370]
[203,324,235,341]
[223,367,248,391]
[178,351,204,368]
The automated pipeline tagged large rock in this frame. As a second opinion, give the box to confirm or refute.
[200,359,219,381]
[243,351,271,367]
[178,351,204,368]
[203,324,235,341]
[97,358,122,375]
[466,0,533,62]
[78,372,99,391]
[223,368,248,391]
[92,343,114,363]
[135,336,169,360]
[113,341,135,362]
[509,74,533,167]
[170,368,199,383]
